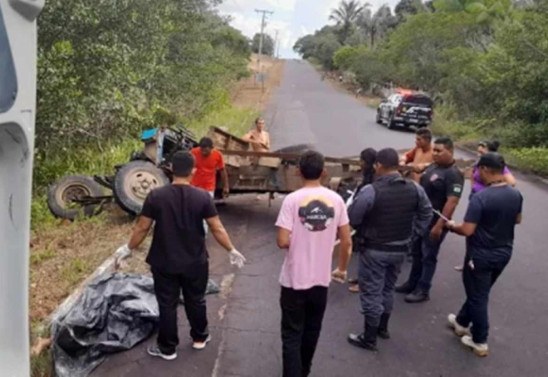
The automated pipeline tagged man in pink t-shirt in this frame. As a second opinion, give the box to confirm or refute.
[276,151,352,377]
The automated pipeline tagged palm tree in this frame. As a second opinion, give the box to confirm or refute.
[329,0,370,44]
[357,5,397,48]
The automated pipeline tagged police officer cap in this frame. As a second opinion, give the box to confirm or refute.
[477,152,505,170]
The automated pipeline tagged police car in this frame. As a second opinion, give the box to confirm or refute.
[376,89,433,130]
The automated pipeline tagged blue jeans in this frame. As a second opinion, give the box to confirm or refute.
[406,229,448,294]
[456,254,509,343]
[359,249,405,327]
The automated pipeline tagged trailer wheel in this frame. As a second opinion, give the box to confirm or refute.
[47,175,104,220]
[113,161,169,215]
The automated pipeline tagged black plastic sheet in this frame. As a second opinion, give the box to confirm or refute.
[52,273,219,377]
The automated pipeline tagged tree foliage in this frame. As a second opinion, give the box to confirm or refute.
[329,0,369,43]
[357,5,398,47]
[251,33,275,56]
[294,1,548,148]
[36,0,251,153]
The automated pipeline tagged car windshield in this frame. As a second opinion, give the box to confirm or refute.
[0,6,17,113]
[403,95,432,107]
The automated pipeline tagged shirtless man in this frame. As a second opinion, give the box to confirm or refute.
[400,128,434,182]
[243,117,271,152]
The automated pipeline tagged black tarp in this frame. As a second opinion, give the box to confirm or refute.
[52,273,219,377]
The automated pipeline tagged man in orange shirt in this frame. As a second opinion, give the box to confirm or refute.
[242,117,271,152]
[399,128,434,182]
[191,137,230,198]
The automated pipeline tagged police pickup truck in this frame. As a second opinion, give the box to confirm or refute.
[376,90,433,130]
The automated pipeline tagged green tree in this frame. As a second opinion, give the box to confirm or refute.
[433,0,514,24]
[357,5,398,47]
[329,0,369,44]
[394,0,427,22]
[333,46,366,69]
[314,33,343,69]
[36,0,251,153]
[251,33,275,56]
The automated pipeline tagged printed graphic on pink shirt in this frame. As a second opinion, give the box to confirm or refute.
[275,187,349,290]
[298,196,335,232]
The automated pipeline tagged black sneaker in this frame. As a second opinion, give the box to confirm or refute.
[395,282,414,294]
[147,345,177,361]
[404,291,430,303]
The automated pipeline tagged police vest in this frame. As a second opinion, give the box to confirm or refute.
[360,176,419,252]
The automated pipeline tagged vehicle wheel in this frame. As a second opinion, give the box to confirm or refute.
[47,175,104,220]
[387,114,396,130]
[113,160,170,215]
[375,110,382,124]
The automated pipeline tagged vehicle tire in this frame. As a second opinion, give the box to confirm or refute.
[387,114,396,130]
[47,175,104,220]
[113,160,170,215]
[375,110,382,124]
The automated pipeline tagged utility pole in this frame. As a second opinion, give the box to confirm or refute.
[255,9,274,92]
[274,29,279,59]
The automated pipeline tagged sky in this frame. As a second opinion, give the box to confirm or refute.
[217,0,400,59]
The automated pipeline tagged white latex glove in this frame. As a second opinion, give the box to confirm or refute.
[114,244,132,270]
[228,249,246,269]
[331,268,347,284]
[446,220,456,230]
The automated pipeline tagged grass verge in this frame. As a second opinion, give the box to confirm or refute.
[431,108,548,176]
[186,104,259,138]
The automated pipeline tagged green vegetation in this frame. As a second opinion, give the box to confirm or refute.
[60,257,91,286]
[30,248,56,267]
[32,0,255,225]
[251,33,275,56]
[296,0,548,175]
[31,352,52,377]
[187,105,260,138]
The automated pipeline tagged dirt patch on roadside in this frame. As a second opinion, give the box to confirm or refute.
[231,54,285,112]
[29,206,137,323]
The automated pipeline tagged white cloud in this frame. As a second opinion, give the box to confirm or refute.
[220,0,296,12]
[217,0,401,58]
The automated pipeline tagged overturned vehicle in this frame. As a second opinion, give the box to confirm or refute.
[47,126,363,220]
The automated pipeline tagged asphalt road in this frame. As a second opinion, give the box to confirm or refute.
[93,60,548,377]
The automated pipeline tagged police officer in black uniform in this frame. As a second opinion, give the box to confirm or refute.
[396,137,464,303]
[347,148,432,351]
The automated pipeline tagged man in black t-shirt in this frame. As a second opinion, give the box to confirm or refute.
[396,137,464,303]
[446,153,523,357]
[115,152,246,361]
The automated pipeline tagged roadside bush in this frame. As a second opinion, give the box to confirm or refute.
[506,147,548,176]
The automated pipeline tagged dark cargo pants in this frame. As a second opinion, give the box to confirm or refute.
[359,249,406,326]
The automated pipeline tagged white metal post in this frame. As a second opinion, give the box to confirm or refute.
[0,1,44,376]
